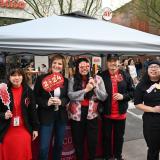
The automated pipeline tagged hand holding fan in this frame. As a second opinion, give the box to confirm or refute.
[0,83,11,110]
[42,72,64,111]
[42,72,64,94]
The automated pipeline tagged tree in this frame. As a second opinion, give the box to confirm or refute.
[132,0,160,29]
[24,0,102,18]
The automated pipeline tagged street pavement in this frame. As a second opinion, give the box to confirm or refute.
[123,101,147,160]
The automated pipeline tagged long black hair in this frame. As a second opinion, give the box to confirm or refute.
[73,58,94,99]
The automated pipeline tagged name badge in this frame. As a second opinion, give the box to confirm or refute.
[13,116,20,127]
[146,84,156,93]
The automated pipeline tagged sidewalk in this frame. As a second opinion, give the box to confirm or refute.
[123,139,147,160]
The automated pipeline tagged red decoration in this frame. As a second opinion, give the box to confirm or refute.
[0,83,11,110]
[42,72,64,92]
[117,74,123,82]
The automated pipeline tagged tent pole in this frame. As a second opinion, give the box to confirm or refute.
[101,54,106,71]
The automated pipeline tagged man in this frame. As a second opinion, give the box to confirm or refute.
[100,54,134,160]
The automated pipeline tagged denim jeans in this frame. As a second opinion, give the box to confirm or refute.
[39,121,66,160]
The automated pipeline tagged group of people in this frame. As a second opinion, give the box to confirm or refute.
[0,53,160,160]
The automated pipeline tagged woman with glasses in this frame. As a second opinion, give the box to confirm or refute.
[68,57,107,160]
[134,60,160,160]
[100,54,134,160]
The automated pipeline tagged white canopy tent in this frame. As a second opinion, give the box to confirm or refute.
[0,13,160,56]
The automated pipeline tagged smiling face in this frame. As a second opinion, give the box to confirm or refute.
[78,61,90,76]
[148,64,160,80]
[9,73,23,87]
[107,59,119,73]
[51,58,63,73]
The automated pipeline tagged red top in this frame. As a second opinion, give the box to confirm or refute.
[105,70,126,120]
[2,85,32,160]
[11,85,24,126]
[81,76,89,107]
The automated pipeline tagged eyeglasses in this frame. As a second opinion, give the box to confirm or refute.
[79,62,90,69]
[148,65,160,69]
[79,65,90,69]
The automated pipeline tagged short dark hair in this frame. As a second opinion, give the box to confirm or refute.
[107,54,119,61]
[147,60,160,68]
[7,68,26,88]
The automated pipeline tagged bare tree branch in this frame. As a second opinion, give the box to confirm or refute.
[24,0,101,18]
[87,0,94,14]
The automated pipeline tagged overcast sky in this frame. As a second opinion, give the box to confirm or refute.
[102,0,132,11]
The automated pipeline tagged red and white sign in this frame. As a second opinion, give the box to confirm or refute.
[92,56,101,66]
[102,7,112,21]
[0,0,26,9]
[42,72,64,92]
[0,83,11,110]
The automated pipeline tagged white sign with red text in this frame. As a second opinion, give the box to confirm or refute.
[102,7,112,21]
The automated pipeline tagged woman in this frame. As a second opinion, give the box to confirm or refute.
[128,59,138,85]
[134,60,160,160]
[68,58,107,160]
[135,58,142,79]
[121,59,129,73]
[100,54,134,160]
[0,68,39,160]
[34,54,69,160]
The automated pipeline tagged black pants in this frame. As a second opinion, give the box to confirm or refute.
[103,118,126,159]
[143,113,160,160]
[71,107,98,160]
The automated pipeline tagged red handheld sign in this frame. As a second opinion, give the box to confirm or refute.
[0,83,11,110]
[42,72,64,92]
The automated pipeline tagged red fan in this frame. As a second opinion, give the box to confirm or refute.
[0,83,11,110]
[42,72,64,94]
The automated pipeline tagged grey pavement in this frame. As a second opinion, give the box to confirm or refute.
[123,139,147,160]
[123,102,147,160]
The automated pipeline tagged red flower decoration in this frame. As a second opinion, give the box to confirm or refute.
[25,97,30,107]
[69,103,77,114]
[117,74,123,82]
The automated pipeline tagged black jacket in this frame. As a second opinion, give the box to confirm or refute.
[0,84,39,142]
[34,74,69,124]
[100,70,134,115]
